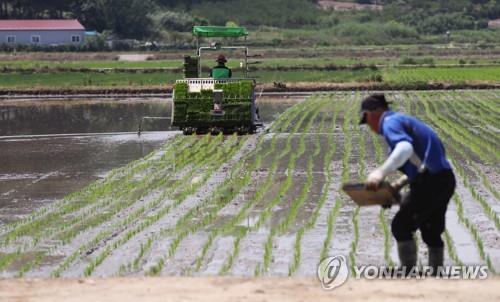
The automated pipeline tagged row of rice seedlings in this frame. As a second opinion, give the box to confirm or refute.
[454,92,500,199]
[16,252,44,278]
[0,249,21,272]
[473,90,500,116]
[14,136,215,276]
[446,93,500,145]
[418,94,499,229]
[50,134,227,277]
[216,98,327,276]
[218,98,327,274]
[411,92,499,201]
[254,98,327,275]
[452,194,496,274]
[443,230,464,266]
[260,101,325,273]
[442,93,500,199]
[431,93,499,162]
[131,152,255,275]
[144,97,318,275]
[144,150,266,276]
[83,134,245,276]
[0,135,189,235]
[368,123,396,268]
[1,135,199,245]
[288,94,343,275]
[449,157,500,230]
[271,100,308,133]
[0,135,194,243]
[0,137,206,272]
[420,94,497,164]
[348,93,363,276]
[415,94,497,274]
[125,98,312,274]
[25,136,209,252]
[319,94,357,265]
[46,135,217,244]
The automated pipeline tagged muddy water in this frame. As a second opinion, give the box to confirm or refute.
[0,99,172,136]
[0,132,176,225]
[0,97,298,226]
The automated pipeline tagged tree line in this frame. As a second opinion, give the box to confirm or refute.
[0,0,499,39]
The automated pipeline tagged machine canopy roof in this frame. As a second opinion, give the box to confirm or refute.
[193,26,248,38]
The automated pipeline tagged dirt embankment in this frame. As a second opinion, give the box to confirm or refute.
[0,277,498,302]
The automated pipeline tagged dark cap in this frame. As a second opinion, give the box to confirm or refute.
[216,54,227,63]
[359,93,391,124]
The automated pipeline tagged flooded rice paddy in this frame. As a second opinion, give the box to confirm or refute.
[0,92,498,278]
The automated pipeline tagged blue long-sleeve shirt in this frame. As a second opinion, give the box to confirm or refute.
[379,111,452,180]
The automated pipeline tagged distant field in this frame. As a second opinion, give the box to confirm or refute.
[383,66,500,84]
[1,47,500,89]
[0,69,381,88]
[2,65,500,89]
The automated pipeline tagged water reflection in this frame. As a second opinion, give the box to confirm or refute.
[0,99,172,136]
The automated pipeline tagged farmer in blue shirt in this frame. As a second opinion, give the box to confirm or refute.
[360,93,456,273]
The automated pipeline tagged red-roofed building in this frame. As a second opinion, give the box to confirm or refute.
[0,19,85,46]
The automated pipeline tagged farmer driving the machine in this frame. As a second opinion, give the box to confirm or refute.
[210,54,232,79]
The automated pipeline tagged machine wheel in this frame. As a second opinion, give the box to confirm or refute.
[183,127,195,135]
[210,127,222,135]
[237,126,249,135]
[195,128,208,135]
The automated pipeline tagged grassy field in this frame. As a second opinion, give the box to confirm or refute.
[384,66,500,84]
[0,69,382,88]
[0,46,499,90]
[2,66,500,88]
[0,91,498,278]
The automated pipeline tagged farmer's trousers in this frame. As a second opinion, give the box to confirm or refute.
[391,169,456,248]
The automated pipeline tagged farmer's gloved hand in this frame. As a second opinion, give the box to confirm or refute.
[366,168,385,191]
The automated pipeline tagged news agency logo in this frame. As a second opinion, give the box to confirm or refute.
[318,255,489,290]
[317,255,349,290]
